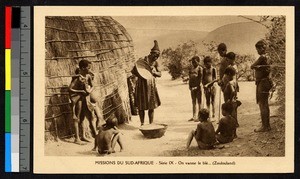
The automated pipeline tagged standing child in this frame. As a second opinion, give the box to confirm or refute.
[188,56,203,121]
[202,56,217,118]
[73,65,105,128]
[226,52,239,93]
[222,66,241,136]
[69,60,97,144]
[215,102,236,144]
[187,108,216,149]
[93,117,124,154]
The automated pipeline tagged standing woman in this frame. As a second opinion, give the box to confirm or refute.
[131,40,161,126]
[251,40,273,132]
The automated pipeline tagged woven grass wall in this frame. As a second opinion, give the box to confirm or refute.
[45,16,135,141]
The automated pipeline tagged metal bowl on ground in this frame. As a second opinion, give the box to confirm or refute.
[139,123,168,139]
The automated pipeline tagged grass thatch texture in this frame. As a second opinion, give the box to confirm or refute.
[45,16,135,141]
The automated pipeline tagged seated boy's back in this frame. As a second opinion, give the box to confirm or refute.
[195,121,216,145]
[216,115,236,143]
[97,126,118,154]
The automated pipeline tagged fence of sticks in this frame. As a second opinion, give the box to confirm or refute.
[45,16,136,141]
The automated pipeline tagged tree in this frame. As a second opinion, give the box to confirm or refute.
[161,41,199,79]
[239,15,286,114]
[264,16,286,114]
[162,40,256,81]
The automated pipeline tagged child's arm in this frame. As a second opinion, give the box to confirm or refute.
[194,124,202,140]
[69,78,86,94]
[212,68,217,81]
[86,75,94,94]
[228,83,236,102]
[198,66,202,85]
[215,119,223,134]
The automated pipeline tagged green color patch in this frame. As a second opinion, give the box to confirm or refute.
[5,90,11,132]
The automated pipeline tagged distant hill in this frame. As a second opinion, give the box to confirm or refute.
[127,28,208,58]
[202,22,269,55]
[126,22,269,59]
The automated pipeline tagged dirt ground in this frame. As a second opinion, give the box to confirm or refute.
[45,71,285,157]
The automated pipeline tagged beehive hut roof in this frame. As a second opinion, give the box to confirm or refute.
[45,16,135,140]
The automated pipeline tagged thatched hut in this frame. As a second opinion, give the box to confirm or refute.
[45,16,135,141]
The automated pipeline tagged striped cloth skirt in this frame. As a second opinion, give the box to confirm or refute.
[135,77,161,110]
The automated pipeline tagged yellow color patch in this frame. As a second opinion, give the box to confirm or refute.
[5,49,11,90]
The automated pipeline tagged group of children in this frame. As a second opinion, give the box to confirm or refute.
[69,39,271,154]
[187,43,242,149]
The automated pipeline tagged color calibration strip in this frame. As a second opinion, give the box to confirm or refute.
[5,6,12,172]
[5,6,31,172]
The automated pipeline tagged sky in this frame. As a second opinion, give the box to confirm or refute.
[112,16,261,32]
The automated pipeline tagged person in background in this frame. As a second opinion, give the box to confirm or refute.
[251,40,273,132]
[226,52,239,93]
[217,43,229,84]
[188,56,203,122]
[202,56,217,118]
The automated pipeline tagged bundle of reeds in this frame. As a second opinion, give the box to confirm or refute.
[45,16,135,141]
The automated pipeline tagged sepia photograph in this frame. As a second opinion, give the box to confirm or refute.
[34,6,294,173]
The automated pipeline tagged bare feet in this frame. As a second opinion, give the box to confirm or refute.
[254,126,271,132]
[81,137,91,143]
[188,118,194,122]
[74,139,86,145]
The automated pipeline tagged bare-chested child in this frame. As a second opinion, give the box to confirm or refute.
[69,60,97,144]
[215,102,236,144]
[202,56,217,118]
[93,117,124,155]
[226,52,239,93]
[188,56,203,121]
[186,108,216,149]
[73,65,105,128]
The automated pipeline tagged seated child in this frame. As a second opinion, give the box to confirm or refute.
[186,108,216,149]
[215,102,236,144]
[93,117,124,154]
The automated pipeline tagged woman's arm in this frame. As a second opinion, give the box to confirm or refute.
[69,78,86,94]
[251,56,265,69]
[152,61,162,77]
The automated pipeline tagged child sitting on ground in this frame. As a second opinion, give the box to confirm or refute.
[215,102,236,144]
[186,108,216,149]
[93,116,124,155]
